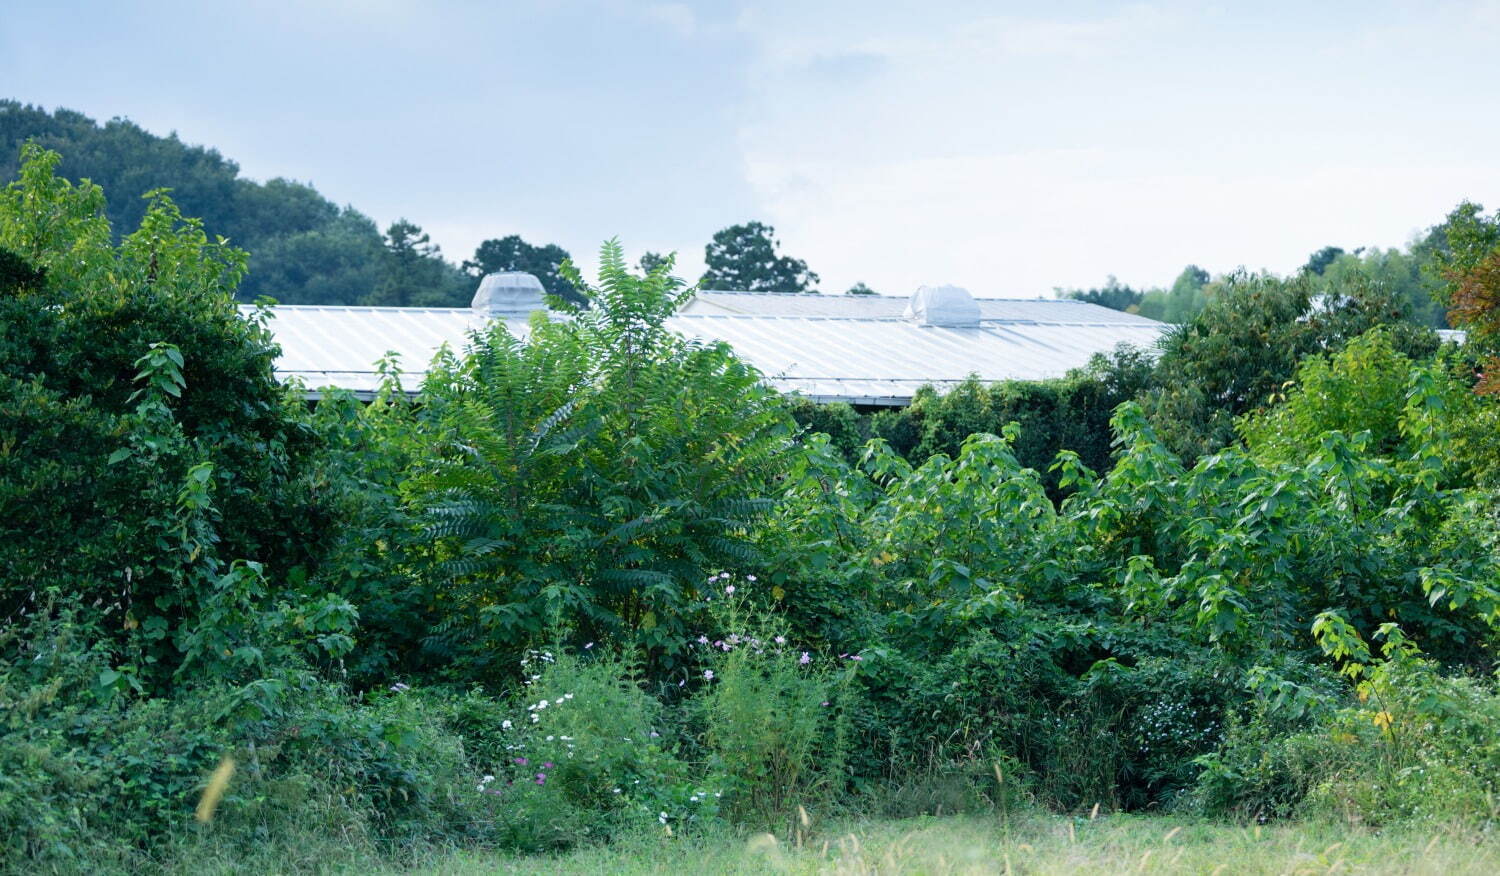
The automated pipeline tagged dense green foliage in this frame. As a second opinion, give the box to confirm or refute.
[1060,265,1214,324]
[0,145,348,693]
[0,102,567,308]
[1314,245,1449,328]
[358,219,471,307]
[786,347,1156,497]
[1059,274,1148,313]
[335,245,795,679]
[1428,200,1500,393]
[2,100,402,304]
[1066,240,1452,330]
[1142,269,1437,459]
[6,145,1500,873]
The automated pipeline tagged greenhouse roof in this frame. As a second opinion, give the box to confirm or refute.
[684,290,1163,325]
[668,312,1163,405]
[245,304,521,397]
[246,282,1167,405]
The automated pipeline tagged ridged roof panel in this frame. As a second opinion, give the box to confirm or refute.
[246,296,1166,404]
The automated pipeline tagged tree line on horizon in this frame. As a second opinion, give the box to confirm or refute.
[0,100,1473,321]
[1057,243,1455,328]
[0,101,860,305]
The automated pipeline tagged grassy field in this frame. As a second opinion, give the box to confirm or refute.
[397,812,1500,875]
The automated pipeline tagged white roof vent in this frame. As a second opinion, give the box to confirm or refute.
[905,284,981,327]
[472,271,547,319]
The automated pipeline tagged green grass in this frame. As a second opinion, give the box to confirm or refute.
[391,812,1500,875]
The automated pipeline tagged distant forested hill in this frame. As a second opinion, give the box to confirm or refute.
[0,100,478,305]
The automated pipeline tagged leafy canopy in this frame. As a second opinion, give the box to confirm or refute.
[1144,269,1435,459]
[699,221,820,294]
[0,143,353,692]
[354,242,797,678]
[1427,201,1500,392]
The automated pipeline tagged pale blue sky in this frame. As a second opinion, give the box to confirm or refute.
[5,1,1500,295]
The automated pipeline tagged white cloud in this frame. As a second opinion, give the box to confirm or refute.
[723,1,1500,295]
[734,2,1174,72]
[941,4,1177,60]
[744,150,1500,297]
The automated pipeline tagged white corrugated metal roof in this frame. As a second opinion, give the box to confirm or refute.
[685,290,1162,325]
[667,314,1163,404]
[246,289,1166,405]
[244,304,529,396]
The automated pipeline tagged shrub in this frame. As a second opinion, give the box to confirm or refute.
[815,346,1156,498]
[385,244,797,679]
[0,604,481,870]
[1239,326,1414,460]
[1145,270,1435,460]
[781,389,1500,813]
[460,648,705,850]
[786,397,866,460]
[690,580,855,829]
[856,620,1238,814]
[1195,624,1500,826]
[0,144,344,691]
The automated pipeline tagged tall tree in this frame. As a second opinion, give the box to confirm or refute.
[365,220,467,307]
[1315,247,1446,328]
[0,144,344,687]
[638,250,670,276]
[1139,265,1212,323]
[1302,245,1346,276]
[699,221,819,294]
[1144,270,1435,459]
[846,281,878,296]
[464,234,581,306]
[1164,265,1211,323]
[1059,275,1143,312]
[1427,201,1500,392]
[242,210,384,305]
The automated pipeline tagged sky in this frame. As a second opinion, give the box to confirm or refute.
[5,0,1500,297]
